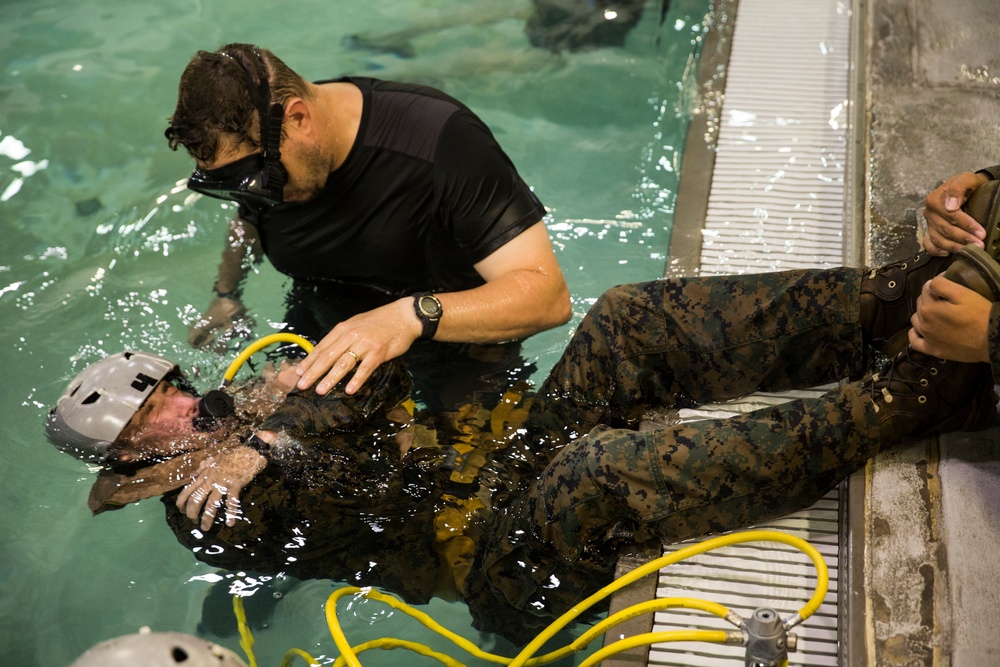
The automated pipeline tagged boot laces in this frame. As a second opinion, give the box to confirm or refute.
[869,348,937,411]
[867,254,922,285]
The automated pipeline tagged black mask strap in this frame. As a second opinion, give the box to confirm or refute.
[261,101,285,193]
[223,50,286,195]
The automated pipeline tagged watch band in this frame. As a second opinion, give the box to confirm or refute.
[246,434,271,456]
[413,292,442,340]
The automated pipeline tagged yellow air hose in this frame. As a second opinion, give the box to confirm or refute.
[235,528,829,667]
[222,332,315,386]
[505,528,827,667]
[220,339,828,667]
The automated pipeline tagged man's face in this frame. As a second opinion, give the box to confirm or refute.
[200,134,328,205]
[134,381,200,429]
[105,381,203,465]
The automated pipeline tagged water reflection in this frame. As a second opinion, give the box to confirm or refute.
[4,0,713,663]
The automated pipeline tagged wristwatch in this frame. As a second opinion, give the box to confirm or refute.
[413,292,443,340]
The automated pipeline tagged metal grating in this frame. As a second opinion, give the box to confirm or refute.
[698,0,851,275]
[648,0,853,663]
[649,490,840,666]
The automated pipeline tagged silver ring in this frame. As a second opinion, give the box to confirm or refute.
[345,349,358,362]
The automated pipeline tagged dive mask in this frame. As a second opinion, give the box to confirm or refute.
[188,147,286,210]
[185,50,287,209]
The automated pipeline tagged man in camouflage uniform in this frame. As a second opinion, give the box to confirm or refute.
[47,179,1000,644]
[466,256,998,638]
[467,172,1000,638]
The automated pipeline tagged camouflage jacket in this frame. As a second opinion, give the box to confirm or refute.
[90,360,528,605]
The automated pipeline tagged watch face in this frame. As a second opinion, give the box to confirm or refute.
[419,295,442,319]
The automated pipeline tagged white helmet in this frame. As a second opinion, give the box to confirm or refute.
[45,351,179,460]
[70,629,248,667]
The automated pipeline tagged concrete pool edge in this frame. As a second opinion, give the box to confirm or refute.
[646,0,1000,663]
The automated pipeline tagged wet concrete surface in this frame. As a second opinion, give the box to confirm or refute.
[867,0,1000,266]
[663,0,1000,663]
[859,0,999,663]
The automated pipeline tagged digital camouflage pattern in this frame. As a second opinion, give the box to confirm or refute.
[95,267,898,644]
[464,267,888,640]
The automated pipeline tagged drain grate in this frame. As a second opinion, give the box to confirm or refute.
[649,491,840,666]
[646,0,853,662]
[698,0,851,275]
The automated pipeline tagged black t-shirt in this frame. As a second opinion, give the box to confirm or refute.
[242,77,546,298]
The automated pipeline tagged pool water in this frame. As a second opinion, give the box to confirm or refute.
[0,0,711,664]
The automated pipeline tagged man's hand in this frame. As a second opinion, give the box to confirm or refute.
[292,222,570,396]
[261,359,301,393]
[909,274,991,363]
[176,445,267,530]
[294,298,420,396]
[188,295,254,349]
[923,171,990,255]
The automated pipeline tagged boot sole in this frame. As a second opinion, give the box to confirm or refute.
[944,245,1000,301]
[964,178,1000,260]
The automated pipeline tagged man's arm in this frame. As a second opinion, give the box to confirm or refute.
[188,218,261,348]
[294,221,572,395]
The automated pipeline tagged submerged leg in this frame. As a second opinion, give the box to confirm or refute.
[470,381,878,637]
[525,268,867,450]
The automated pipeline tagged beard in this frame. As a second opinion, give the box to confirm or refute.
[105,421,218,467]
[283,141,331,203]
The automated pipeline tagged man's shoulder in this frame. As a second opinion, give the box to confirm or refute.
[350,77,484,160]
[323,75,466,109]
[369,78,472,128]
[364,77,465,106]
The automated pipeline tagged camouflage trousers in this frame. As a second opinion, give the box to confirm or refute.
[468,267,884,641]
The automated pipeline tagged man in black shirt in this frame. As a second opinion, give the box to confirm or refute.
[166,44,571,408]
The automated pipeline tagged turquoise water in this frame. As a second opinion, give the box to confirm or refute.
[0,0,711,664]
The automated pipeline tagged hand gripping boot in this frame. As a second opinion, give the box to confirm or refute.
[867,183,1000,441]
[860,251,954,354]
[861,178,1000,354]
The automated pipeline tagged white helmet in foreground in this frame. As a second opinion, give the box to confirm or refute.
[70,629,248,667]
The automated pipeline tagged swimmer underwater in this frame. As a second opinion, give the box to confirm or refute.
[45,172,1000,643]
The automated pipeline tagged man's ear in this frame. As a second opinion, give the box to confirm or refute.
[282,98,311,137]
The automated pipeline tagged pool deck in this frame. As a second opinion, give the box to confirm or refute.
[849,0,1000,664]
[638,0,1000,664]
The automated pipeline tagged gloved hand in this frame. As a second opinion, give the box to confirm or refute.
[187,295,254,350]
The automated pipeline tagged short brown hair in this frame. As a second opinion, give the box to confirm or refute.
[164,43,310,163]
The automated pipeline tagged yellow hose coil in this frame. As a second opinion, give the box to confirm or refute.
[223,333,315,385]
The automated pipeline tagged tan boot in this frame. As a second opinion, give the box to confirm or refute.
[965,178,1000,260]
[941,244,1000,301]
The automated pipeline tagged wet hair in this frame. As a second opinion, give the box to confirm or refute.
[164,43,310,163]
